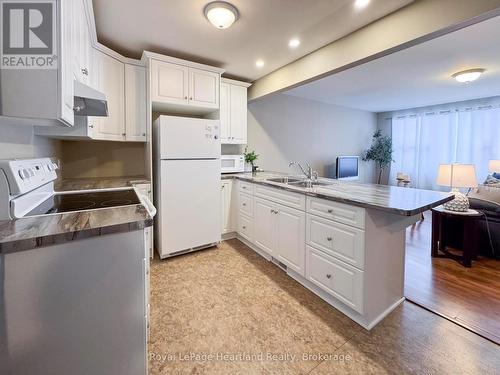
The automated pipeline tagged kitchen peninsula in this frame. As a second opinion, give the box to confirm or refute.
[220,172,452,329]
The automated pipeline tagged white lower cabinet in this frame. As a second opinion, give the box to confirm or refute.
[238,213,253,242]
[253,196,306,276]
[306,245,364,314]
[253,197,276,257]
[275,204,306,275]
[221,180,234,234]
[306,213,365,269]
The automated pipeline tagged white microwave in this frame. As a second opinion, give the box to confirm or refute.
[221,155,245,173]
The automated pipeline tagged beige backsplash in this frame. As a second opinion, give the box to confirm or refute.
[60,140,146,179]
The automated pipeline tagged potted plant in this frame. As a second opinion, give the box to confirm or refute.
[362,130,393,184]
[244,147,259,172]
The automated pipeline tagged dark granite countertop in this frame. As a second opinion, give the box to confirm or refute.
[0,176,153,253]
[222,172,453,216]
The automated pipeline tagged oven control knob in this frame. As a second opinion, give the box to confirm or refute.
[20,169,30,179]
[52,162,59,170]
[28,168,35,177]
[47,164,53,171]
[18,170,25,180]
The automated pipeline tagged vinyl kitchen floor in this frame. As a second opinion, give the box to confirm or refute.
[148,239,500,375]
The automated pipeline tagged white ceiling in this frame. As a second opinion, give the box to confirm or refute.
[285,15,500,113]
[91,0,413,81]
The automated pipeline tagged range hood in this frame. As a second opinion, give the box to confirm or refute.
[73,80,108,117]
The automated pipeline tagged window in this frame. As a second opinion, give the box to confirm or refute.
[389,104,500,190]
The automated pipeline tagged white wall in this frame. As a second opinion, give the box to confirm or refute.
[247,94,377,183]
[0,121,61,160]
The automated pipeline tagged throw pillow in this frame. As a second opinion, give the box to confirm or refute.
[493,172,500,179]
[484,174,500,185]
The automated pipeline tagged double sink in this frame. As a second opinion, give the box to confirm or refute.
[266,176,334,188]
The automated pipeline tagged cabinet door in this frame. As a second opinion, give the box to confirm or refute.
[219,82,231,143]
[125,65,147,141]
[229,84,247,144]
[276,204,306,276]
[60,0,75,125]
[189,68,219,109]
[221,181,233,234]
[93,51,125,141]
[151,60,189,105]
[253,197,276,256]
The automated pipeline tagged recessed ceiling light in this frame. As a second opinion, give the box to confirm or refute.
[289,38,300,48]
[452,68,485,83]
[204,1,239,29]
[255,60,264,68]
[354,0,370,9]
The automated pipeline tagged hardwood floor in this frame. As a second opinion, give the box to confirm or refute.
[405,211,500,344]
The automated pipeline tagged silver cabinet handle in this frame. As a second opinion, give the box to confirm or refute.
[326,274,331,279]
[189,97,193,100]
[242,203,246,206]
[184,96,188,100]
[88,124,94,128]
[327,209,333,213]
[326,237,333,241]
[122,133,126,136]
[142,133,146,136]
[242,186,247,189]
[270,209,274,213]
[242,225,246,229]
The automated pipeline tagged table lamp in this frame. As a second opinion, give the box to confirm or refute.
[488,160,500,174]
[436,164,478,212]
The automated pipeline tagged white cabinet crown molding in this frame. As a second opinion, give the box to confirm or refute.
[221,78,252,88]
[141,51,225,75]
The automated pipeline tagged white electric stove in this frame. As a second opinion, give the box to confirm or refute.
[0,158,154,221]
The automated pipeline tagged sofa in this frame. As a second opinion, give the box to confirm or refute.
[468,180,500,258]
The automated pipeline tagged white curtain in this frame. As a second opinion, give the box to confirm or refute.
[390,106,500,191]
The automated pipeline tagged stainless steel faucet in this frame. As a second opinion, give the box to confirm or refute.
[289,162,318,181]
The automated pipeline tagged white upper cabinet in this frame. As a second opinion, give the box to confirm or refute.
[0,0,86,126]
[72,0,92,85]
[189,68,219,109]
[92,50,125,141]
[125,65,147,141]
[220,79,251,145]
[147,53,223,115]
[219,82,231,141]
[151,60,189,105]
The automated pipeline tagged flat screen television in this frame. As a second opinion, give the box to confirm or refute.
[336,156,359,181]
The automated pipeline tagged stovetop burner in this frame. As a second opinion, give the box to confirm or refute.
[25,189,141,216]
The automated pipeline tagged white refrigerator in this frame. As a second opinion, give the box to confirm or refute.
[153,115,221,258]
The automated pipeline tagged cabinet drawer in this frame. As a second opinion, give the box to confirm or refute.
[307,197,365,229]
[306,245,364,313]
[255,185,306,211]
[239,181,254,194]
[306,214,365,270]
[238,213,253,242]
[239,192,253,217]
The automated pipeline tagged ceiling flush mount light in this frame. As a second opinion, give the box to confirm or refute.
[255,60,264,68]
[289,38,300,48]
[354,0,371,9]
[204,1,239,29]
[452,68,485,83]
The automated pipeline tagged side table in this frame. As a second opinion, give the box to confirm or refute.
[431,205,482,267]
